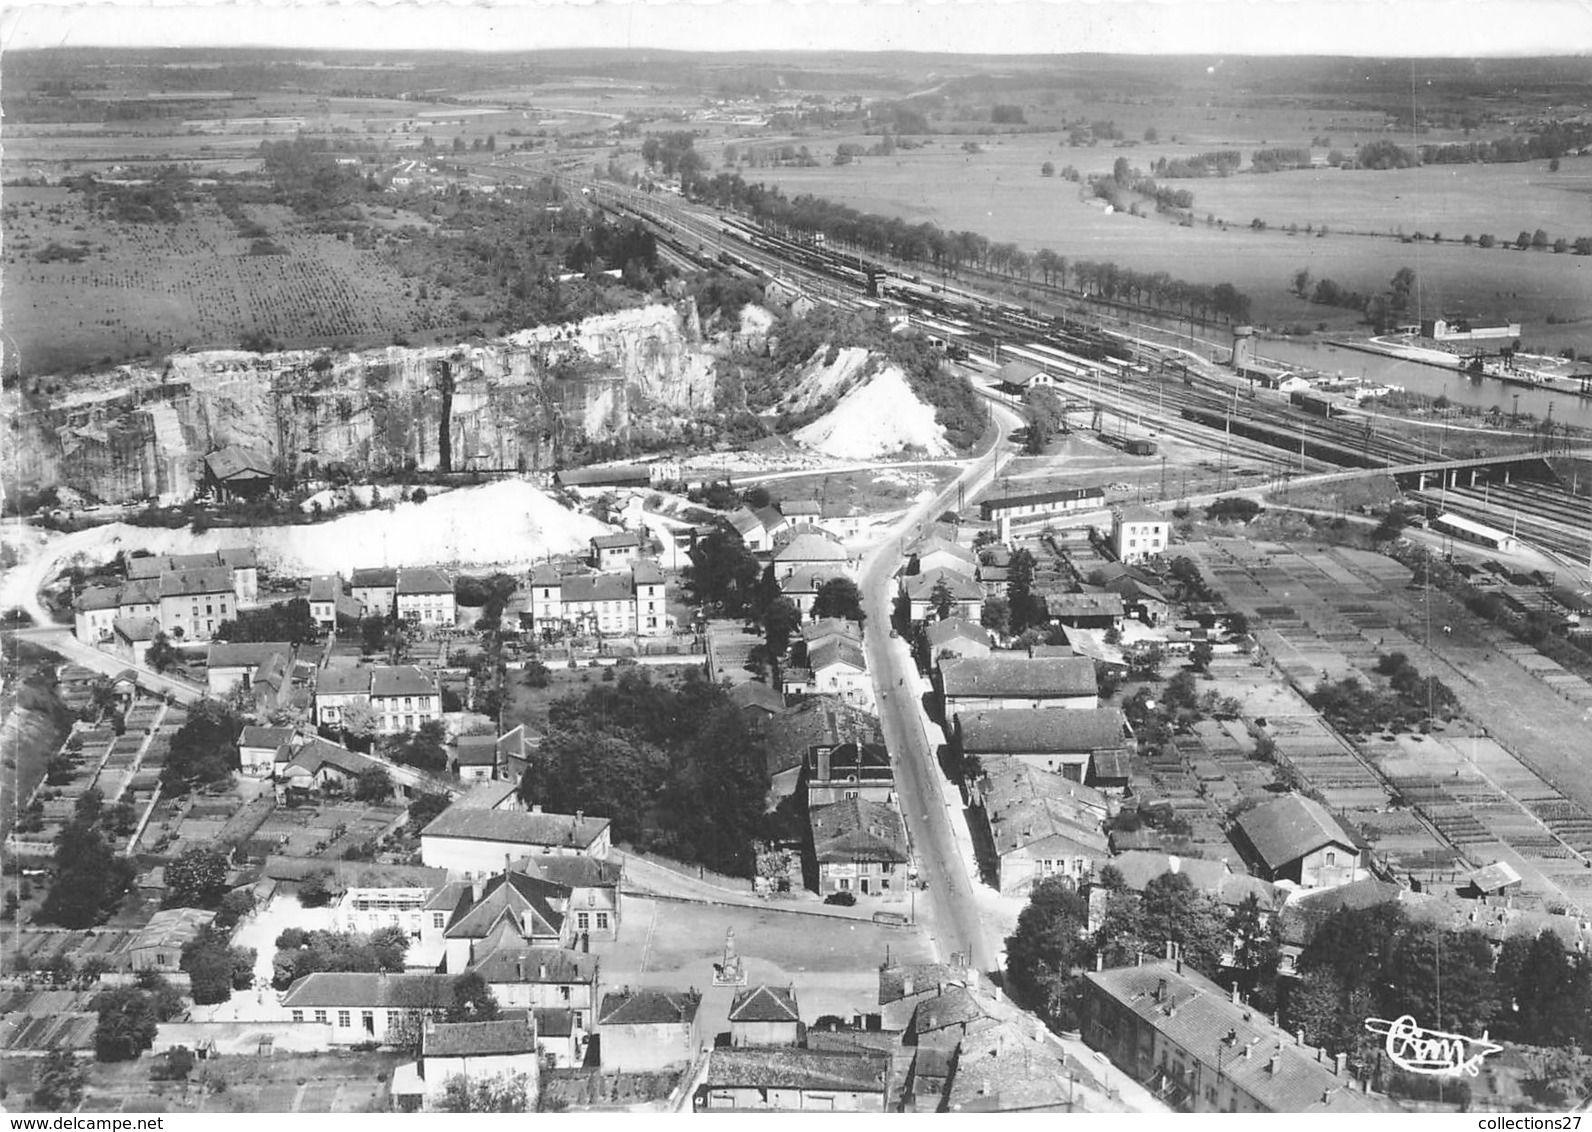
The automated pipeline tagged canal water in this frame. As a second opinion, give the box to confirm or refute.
[1248,337,1592,431]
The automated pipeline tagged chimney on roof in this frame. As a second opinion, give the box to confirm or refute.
[1165,940,1175,961]
[539,962,548,981]
[515,957,523,980]
[532,803,543,814]
[1268,1051,1282,1075]
[1335,1052,1347,1077]
[1243,1039,1256,1060]
[1095,952,1104,973]
[1155,978,1167,1003]
[903,975,915,997]
[1230,984,1240,1004]
[1296,1029,1305,1047]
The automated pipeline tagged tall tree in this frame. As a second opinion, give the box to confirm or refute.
[162,699,241,794]
[92,985,159,1062]
[811,577,865,623]
[164,846,230,908]
[32,1049,87,1109]
[447,972,501,1022]
[1005,877,1090,1028]
[1141,871,1230,977]
[687,527,761,616]
[1228,893,1281,1011]
[929,577,956,621]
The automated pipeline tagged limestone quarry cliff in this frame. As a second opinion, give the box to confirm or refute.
[4,302,718,504]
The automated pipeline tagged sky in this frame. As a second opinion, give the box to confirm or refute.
[3,0,1592,57]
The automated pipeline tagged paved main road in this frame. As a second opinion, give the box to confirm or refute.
[858,384,1024,975]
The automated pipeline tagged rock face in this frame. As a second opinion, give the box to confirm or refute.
[4,302,718,504]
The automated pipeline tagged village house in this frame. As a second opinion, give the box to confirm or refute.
[978,485,1105,525]
[157,567,236,641]
[369,665,442,734]
[124,908,216,972]
[308,574,341,632]
[763,697,881,805]
[528,564,668,639]
[598,989,703,1071]
[1043,590,1126,630]
[73,586,122,643]
[1081,958,1400,1113]
[281,972,457,1045]
[955,707,1130,783]
[518,854,623,941]
[939,655,1100,715]
[729,984,803,1047]
[112,616,160,667]
[1229,794,1365,891]
[275,738,387,801]
[589,531,647,571]
[421,786,612,875]
[774,529,852,580]
[452,733,500,783]
[806,741,893,806]
[392,1016,541,1111]
[728,681,787,730]
[784,637,872,708]
[904,567,985,623]
[1110,505,1173,564]
[779,565,849,622]
[207,640,295,698]
[695,1048,889,1112]
[809,798,909,900]
[396,567,456,626]
[729,506,789,554]
[924,618,993,663]
[238,724,296,778]
[201,445,274,501]
[127,548,258,607]
[350,567,399,619]
[909,536,979,578]
[427,871,573,972]
[972,760,1110,894]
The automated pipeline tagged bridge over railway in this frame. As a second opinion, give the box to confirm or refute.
[1269,447,1592,493]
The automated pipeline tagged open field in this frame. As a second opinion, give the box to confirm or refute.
[740,138,1592,331]
[1,187,449,375]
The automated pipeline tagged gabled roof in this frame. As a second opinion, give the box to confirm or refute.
[128,907,215,953]
[114,616,160,641]
[444,872,566,940]
[925,617,991,651]
[204,445,273,481]
[350,567,398,588]
[728,508,765,538]
[754,506,787,534]
[396,567,451,595]
[209,641,294,670]
[763,696,880,777]
[454,733,499,766]
[315,666,371,697]
[422,1018,537,1058]
[118,578,161,606]
[905,566,983,602]
[809,638,867,675]
[811,741,890,781]
[518,854,622,889]
[159,567,234,598]
[779,565,844,596]
[370,665,437,698]
[978,759,1109,859]
[592,531,644,550]
[308,574,340,602]
[780,500,822,517]
[1467,860,1523,893]
[281,972,456,1010]
[957,708,1128,755]
[1234,794,1358,872]
[423,806,610,850]
[1043,591,1125,618]
[810,798,908,865]
[800,618,862,646]
[727,680,786,716]
[75,586,122,612]
[1117,504,1169,525]
[559,573,635,603]
[1084,961,1397,1113]
[728,984,801,1024]
[940,655,1097,699]
[774,532,848,563]
[910,536,978,568]
[599,989,701,1026]
[993,359,1044,387]
[282,738,379,779]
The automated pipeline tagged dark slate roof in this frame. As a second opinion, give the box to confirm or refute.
[444,872,567,940]
[422,1018,537,1058]
[470,945,598,986]
[763,697,879,777]
[774,532,848,563]
[904,566,983,602]
[810,798,908,865]
[809,638,867,674]
[558,573,636,603]
[209,641,294,669]
[729,984,801,1024]
[940,656,1097,699]
[728,681,786,716]
[423,807,610,850]
[1083,961,1397,1113]
[812,741,891,780]
[1234,794,1357,872]
[454,734,499,766]
[801,618,863,646]
[315,666,371,697]
[981,486,1104,512]
[993,360,1043,387]
[350,567,398,588]
[592,531,644,549]
[957,708,1127,755]
[308,575,340,602]
[518,854,622,889]
[396,567,451,595]
[370,665,437,697]
[704,1048,887,1092]
[159,567,234,598]
[878,963,975,1005]
[598,989,701,1026]
[282,738,380,779]
[534,1008,575,1038]
[1043,591,1125,618]
[114,616,161,641]
[119,578,161,606]
[75,585,122,612]
[281,972,457,1009]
